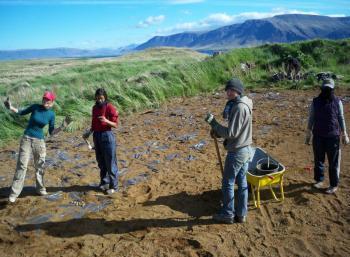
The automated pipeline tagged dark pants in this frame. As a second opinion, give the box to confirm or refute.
[312,135,341,187]
[93,131,118,190]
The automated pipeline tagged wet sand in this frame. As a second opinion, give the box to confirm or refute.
[0,89,349,257]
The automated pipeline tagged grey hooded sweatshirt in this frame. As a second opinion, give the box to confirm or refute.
[211,96,253,151]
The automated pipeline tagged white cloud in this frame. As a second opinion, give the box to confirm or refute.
[156,8,335,35]
[327,14,346,17]
[137,15,165,28]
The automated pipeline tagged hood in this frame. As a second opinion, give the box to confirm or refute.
[238,96,253,112]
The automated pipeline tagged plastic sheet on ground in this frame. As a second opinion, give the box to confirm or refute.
[258,125,273,135]
[44,191,63,202]
[174,133,197,142]
[73,142,86,148]
[118,168,128,176]
[165,153,181,161]
[191,140,207,151]
[265,92,282,100]
[45,150,73,168]
[248,93,257,98]
[341,96,350,103]
[131,147,151,159]
[145,141,169,151]
[123,173,149,188]
[143,119,153,125]
[26,214,53,225]
[69,191,83,201]
[9,150,18,160]
[146,160,161,172]
[119,159,127,168]
[58,151,70,161]
[83,199,111,213]
[186,155,196,161]
[72,163,89,170]
[60,176,72,186]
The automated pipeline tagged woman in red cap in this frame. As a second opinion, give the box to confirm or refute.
[4,91,57,203]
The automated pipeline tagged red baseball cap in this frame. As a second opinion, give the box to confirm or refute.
[43,91,56,101]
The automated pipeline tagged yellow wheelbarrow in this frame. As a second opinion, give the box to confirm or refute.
[247,147,285,208]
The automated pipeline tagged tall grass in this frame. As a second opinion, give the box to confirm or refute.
[1,40,350,145]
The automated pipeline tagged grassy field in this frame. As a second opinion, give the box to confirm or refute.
[0,39,350,145]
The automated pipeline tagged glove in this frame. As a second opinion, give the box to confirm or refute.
[205,113,214,124]
[4,97,11,110]
[305,130,312,145]
[82,129,92,139]
[342,133,350,145]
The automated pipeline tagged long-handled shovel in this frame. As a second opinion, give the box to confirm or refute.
[213,136,224,176]
[84,138,94,150]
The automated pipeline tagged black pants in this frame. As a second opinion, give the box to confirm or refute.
[313,135,341,187]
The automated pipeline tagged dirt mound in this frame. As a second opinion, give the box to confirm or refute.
[0,89,349,257]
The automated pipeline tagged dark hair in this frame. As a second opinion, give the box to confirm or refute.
[320,86,335,102]
[95,88,108,101]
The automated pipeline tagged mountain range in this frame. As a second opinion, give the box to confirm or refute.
[136,14,350,51]
[0,44,137,61]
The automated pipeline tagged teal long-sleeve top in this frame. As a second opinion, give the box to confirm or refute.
[18,104,55,139]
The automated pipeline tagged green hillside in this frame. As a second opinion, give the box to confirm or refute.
[1,39,349,145]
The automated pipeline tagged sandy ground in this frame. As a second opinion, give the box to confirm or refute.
[0,89,349,257]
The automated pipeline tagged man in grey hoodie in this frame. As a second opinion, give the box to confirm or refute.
[205,78,253,224]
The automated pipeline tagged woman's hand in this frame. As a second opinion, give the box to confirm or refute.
[4,97,11,109]
[98,116,117,128]
[98,116,108,123]
[4,97,18,113]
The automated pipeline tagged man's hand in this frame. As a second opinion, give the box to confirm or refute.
[342,133,350,145]
[82,129,92,139]
[205,113,214,124]
[305,130,312,145]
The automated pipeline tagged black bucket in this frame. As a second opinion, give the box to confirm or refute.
[255,158,279,176]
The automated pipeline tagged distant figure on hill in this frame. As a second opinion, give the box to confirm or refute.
[4,91,59,203]
[286,56,301,80]
[82,88,119,195]
[305,79,349,194]
[240,62,255,74]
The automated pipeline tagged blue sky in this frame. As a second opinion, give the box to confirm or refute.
[0,0,349,50]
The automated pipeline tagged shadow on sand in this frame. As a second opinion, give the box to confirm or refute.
[11,181,321,237]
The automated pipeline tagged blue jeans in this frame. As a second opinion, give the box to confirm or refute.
[93,131,119,190]
[313,135,340,187]
[220,146,251,217]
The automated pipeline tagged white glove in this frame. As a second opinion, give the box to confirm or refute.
[343,133,350,145]
[305,130,312,145]
[205,113,214,124]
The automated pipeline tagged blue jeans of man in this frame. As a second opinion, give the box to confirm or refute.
[313,135,340,187]
[93,131,119,190]
[221,146,251,217]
